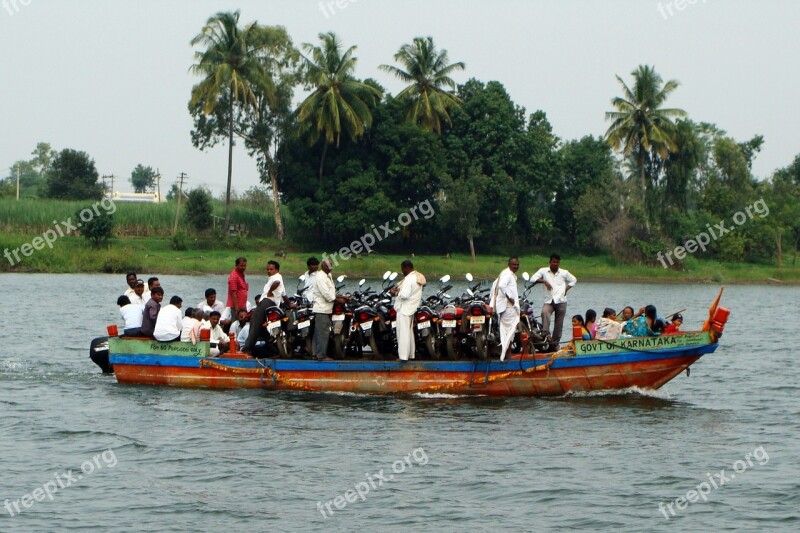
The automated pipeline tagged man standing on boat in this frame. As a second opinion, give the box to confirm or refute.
[242,260,295,354]
[311,259,338,361]
[489,257,521,361]
[530,253,577,350]
[302,257,320,304]
[226,257,249,323]
[390,260,426,361]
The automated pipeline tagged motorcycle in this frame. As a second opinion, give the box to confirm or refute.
[284,275,314,357]
[329,274,351,359]
[519,272,554,353]
[460,273,493,359]
[341,279,382,359]
[414,275,452,360]
[372,271,399,357]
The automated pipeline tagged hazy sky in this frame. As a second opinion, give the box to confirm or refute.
[1,0,798,196]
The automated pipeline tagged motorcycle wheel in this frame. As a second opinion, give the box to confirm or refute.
[368,334,381,360]
[304,336,313,357]
[475,331,488,360]
[276,332,289,359]
[424,334,438,360]
[333,333,346,359]
[518,322,532,355]
[445,335,458,360]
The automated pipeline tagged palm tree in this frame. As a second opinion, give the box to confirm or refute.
[605,65,685,227]
[190,11,276,232]
[296,32,382,180]
[380,37,465,134]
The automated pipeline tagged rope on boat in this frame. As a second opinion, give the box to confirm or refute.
[199,344,574,394]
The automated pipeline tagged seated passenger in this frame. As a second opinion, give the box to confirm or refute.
[572,315,592,340]
[663,313,684,335]
[585,309,597,339]
[117,295,145,337]
[229,309,250,341]
[181,308,204,345]
[595,308,622,341]
[153,296,183,342]
[140,287,164,338]
[202,311,229,356]
[128,279,147,305]
[624,305,662,337]
[198,288,226,323]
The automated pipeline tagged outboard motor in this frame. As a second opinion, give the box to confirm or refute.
[89,336,112,373]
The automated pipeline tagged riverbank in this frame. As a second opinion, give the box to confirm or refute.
[1,234,798,283]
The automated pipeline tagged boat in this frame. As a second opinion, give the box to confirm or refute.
[100,290,730,397]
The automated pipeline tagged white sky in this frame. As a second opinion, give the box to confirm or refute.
[1,0,798,196]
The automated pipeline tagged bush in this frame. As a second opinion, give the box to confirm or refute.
[171,232,188,251]
[77,206,114,248]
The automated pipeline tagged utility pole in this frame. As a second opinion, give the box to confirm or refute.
[16,165,19,200]
[173,172,187,236]
[109,174,115,196]
[155,169,161,202]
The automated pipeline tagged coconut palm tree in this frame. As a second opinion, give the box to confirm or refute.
[605,65,685,227]
[296,32,382,180]
[190,11,276,232]
[379,37,465,134]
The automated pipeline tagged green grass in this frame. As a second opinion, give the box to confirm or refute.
[0,198,276,237]
[1,198,797,282]
[2,232,798,283]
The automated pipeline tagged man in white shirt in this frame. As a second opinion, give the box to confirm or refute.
[302,257,320,304]
[530,253,577,349]
[202,311,229,357]
[243,260,295,354]
[197,288,226,316]
[311,259,338,360]
[128,279,147,305]
[117,295,144,336]
[180,308,204,344]
[489,257,521,361]
[390,260,425,361]
[123,272,138,299]
[153,296,184,342]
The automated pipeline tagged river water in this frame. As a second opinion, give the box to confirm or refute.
[1,273,797,532]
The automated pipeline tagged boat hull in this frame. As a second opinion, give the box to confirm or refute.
[108,333,717,397]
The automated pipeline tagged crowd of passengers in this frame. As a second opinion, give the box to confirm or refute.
[115,257,686,359]
[571,305,683,342]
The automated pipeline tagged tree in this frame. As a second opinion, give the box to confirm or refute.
[379,37,465,134]
[30,142,56,175]
[77,207,114,248]
[130,164,156,193]
[605,65,686,228]
[191,25,300,241]
[765,155,800,266]
[190,10,277,233]
[439,170,485,261]
[46,149,103,200]
[184,187,214,232]
[296,32,382,180]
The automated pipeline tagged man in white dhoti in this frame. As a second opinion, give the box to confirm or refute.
[390,260,426,361]
[490,257,521,361]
